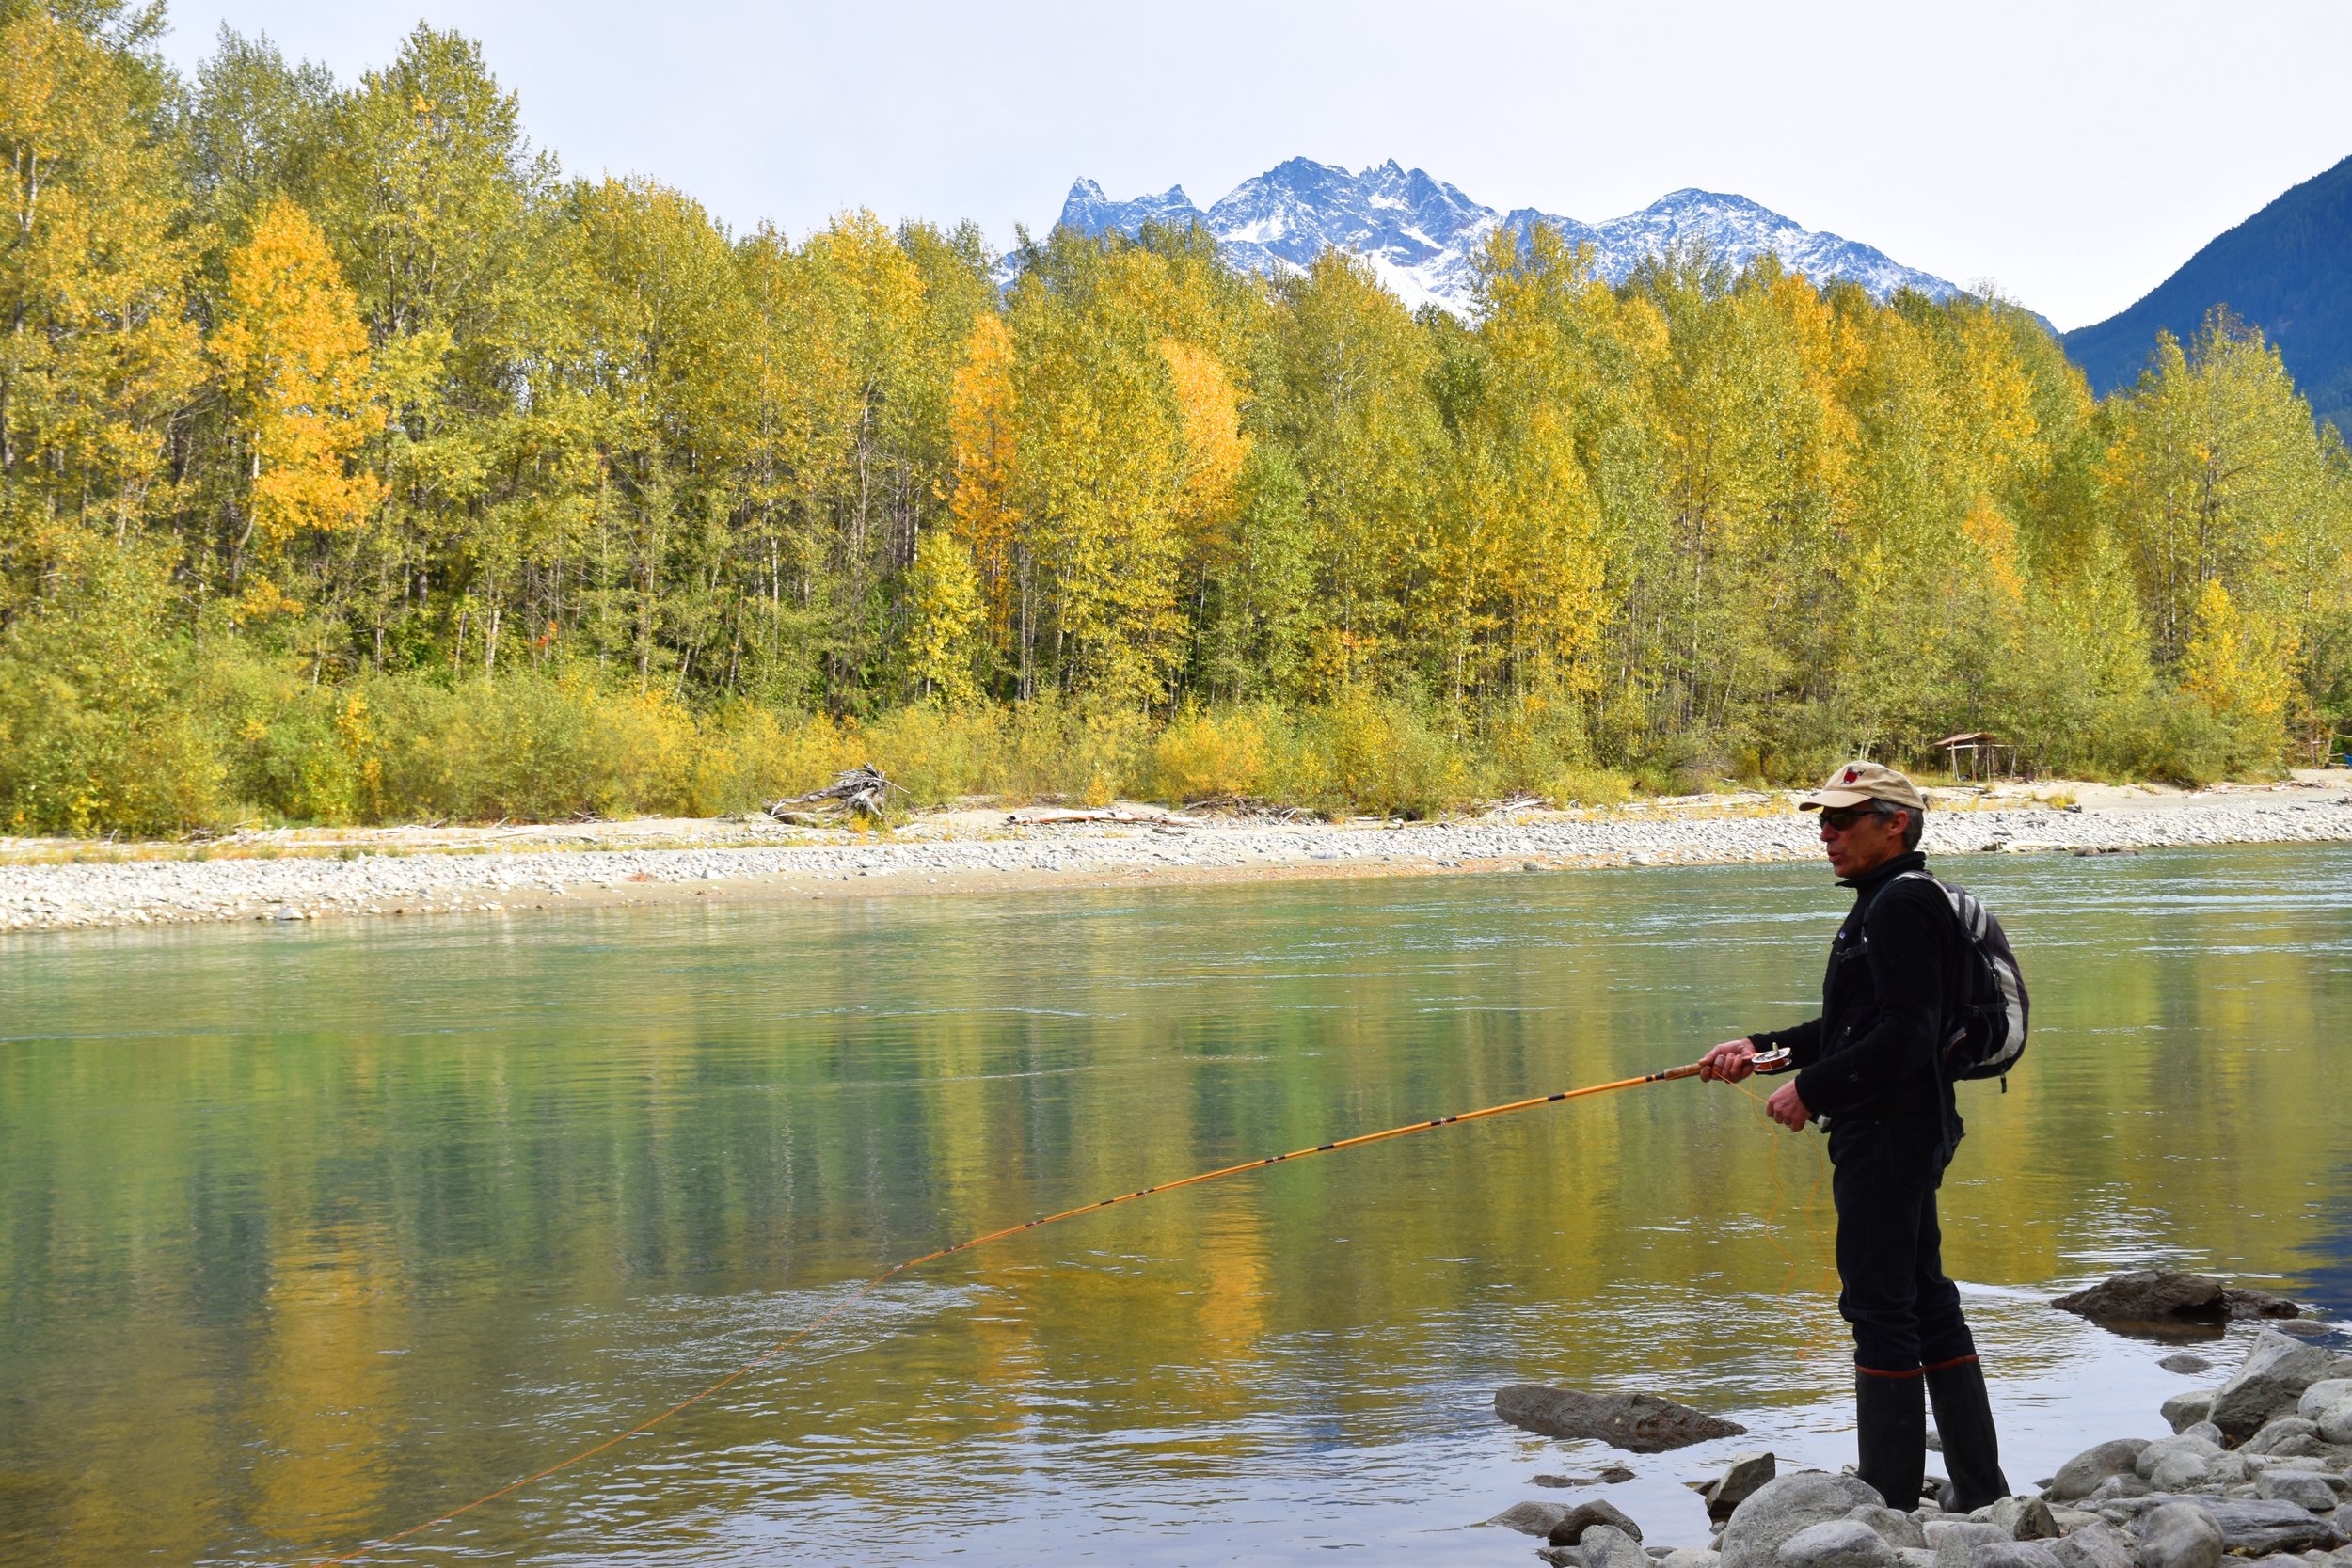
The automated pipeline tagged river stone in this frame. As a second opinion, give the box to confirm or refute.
[1497,1385,1748,1452]
[2163,1354,2216,1374]
[1707,1453,1781,1519]
[2048,1521,2135,1568]
[2259,1470,2344,1512]
[1493,1500,1574,1535]
[1895,1550,1938,1568]
[2165,1392,2218,1433]
[2318,1401,2352,1446]
[1988,1497,2059,1540]
[2054,1272,2235,1329]
[2047,1440,2151,1502]
[2153,1452,2215,1491]
[1722,1473,1887,1568]
[2140,1435,2226,1479]
[1779,1519,1896,1568]
[1583,1523,1656,1568]
[2139,1501,2226,1568]
[1848,1504,1928,1549]
[2086,1474,2154,1502]
[2223,1288,2307,1321]
[2212,1332,2352,1441]
[1550,1500,1645,1546]
[2248,1418,2326,1456]
[2179,1421,2228,1449]
[1661,1552,1724,1568]
[1966,1544,2062,1568]
[2299,1381,2352,1421]
[2156,1497,2352,1554]
[1928,1518,2013,1568]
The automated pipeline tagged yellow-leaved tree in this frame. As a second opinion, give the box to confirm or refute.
[212,198,382,573]
[905,528,986,707]
[2180,577,2293,729]
[946,311,1022,657]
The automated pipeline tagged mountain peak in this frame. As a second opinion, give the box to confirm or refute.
[1050,160,1967,318]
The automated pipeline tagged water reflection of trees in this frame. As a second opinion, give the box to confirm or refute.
[3,852,2347,1562]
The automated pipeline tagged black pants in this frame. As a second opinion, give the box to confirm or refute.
[1828,1118,1976,1372]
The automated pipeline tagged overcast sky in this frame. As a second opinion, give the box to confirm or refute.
[157,0,2352,332]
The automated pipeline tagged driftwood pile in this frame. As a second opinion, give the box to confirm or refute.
[764,765,898,826]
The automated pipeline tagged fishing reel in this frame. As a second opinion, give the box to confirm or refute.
[1751,1046,1794,1074]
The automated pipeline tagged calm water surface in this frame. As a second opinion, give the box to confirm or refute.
[4,847,2350,1566]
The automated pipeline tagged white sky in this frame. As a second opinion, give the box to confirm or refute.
[158,0,2352,332]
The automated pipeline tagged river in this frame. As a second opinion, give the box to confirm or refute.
[3,847,2348,1565]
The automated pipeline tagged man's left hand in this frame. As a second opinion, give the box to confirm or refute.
[1766,1080,1811,1132]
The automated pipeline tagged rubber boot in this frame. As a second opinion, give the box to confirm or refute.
[1854,1370,1927,1511]
[1925,1356,2010,1511]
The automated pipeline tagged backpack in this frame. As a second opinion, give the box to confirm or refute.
[1889,870,2029,1085]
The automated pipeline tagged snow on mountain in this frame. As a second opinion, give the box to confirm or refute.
[1049,159,1963,315]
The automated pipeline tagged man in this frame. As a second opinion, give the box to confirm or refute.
[1697,761,2009,1513]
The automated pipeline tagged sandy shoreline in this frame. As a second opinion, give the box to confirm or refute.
[5,775,2351,936]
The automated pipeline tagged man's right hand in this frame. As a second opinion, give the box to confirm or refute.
[1698,1038,1756,1083]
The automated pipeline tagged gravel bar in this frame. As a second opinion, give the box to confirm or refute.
[6,785,2352,936]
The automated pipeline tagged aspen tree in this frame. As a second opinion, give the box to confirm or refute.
[213,199,383,565]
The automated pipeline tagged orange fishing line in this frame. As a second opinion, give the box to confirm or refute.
[303,1060,1729,1567]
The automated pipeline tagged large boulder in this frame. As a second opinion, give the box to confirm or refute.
[2137,1500,2224,1568]
[2317,1399,2352,1446]
[1778,1519,1896,1568]
[2045,1439,2150,1503]
[1548,1499,1644,1546]
[1721,1473,1885,1568]
[1496,1385,1747,1452]
[2208,1331,2352,1441]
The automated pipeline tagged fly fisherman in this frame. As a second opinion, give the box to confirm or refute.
[1697,762,2010,1513]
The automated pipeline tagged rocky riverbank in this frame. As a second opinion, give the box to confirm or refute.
[5,776,2352,936]
[1489,1326,2352,1568]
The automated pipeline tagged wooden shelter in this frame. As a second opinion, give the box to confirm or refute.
[1932,731,2011,782]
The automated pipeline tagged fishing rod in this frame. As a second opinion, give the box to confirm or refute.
[307,1050,1782,1567]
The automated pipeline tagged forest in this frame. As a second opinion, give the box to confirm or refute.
[6,2,2352,833]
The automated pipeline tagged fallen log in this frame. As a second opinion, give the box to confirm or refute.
[765,764,897,821]
[1006,806,1189,827]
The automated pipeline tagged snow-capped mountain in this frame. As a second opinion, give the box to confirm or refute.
[1050,157,1963,315]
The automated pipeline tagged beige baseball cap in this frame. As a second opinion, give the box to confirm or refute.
[1799,760,1927,812]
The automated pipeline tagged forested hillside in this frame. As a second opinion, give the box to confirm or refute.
[2064,155,2352,438]
[6,5,2352,834]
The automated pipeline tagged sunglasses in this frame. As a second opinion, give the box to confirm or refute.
[1816,804,1891,832]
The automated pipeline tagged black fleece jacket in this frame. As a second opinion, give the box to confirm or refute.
[1748,849,1963,1134]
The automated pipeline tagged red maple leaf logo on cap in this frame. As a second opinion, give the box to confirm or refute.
[1843,768,1859,784]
